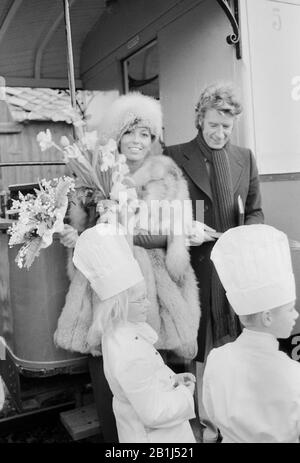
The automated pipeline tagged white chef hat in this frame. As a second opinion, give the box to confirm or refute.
[73,223,144,300]
[211,224,296,316]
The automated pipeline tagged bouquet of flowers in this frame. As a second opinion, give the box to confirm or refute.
[7,176,75,269]
[8,110,136,269]
[37,128,133,195]
[36,128,136,221]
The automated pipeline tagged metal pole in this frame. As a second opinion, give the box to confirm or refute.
[62,0,84,140]
[63,0,77,110]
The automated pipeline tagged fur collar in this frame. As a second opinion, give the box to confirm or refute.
[131,154,182,188]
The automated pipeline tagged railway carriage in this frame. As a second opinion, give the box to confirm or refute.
[0,0,299,441]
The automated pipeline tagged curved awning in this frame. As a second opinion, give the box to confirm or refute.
[0,0,106,89]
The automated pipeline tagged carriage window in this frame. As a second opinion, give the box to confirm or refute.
[123,40,159,99]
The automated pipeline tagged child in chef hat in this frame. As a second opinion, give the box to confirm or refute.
[203,224,300,443]
[73,222,196,443]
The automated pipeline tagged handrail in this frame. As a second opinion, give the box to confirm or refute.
[0,161,66,167]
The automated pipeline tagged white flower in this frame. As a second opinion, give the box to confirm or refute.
[63,144,84,162]
[37,129,53,151]
[110,181,128,201]
[118,162,130,176]
[37,222,48,237]
[99,139,117,165]
[107,138,117,152]
[60,136,71,147]
[41,229,55,248]
[101,139,117,155]
[81,131,98,151]
[8,177,73,269]
[111,171,121,184]
[100,139,116,157]
[100,152,115,172]
[118,154,127,164]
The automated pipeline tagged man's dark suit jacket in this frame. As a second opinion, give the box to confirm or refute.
[165,136,264,361]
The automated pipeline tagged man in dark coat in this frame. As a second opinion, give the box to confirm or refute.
[164,83,264,441]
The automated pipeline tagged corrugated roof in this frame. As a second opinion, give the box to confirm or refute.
[5,87,96,123]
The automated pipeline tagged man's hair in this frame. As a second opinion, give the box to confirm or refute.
[195,82,243,129]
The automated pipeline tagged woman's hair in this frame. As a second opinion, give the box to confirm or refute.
[122,124,156,141]
[195,82,243,129]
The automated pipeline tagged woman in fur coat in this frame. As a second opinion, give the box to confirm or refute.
[54,92,201,361]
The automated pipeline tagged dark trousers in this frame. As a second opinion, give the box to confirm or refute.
[88,355,118,443]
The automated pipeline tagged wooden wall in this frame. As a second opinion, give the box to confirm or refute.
[0,121,71,191]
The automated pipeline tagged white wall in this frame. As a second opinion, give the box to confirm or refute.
[81,0,245,145]
[159,0,242,145]
[244,0,300,174]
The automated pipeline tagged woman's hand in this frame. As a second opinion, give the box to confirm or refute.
[59,224,79,248]
[188,222,220,246]
[174,372,196,386]
[173,373,196,395]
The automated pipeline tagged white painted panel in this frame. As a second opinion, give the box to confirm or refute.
[158,0,239,145]
[246,0,300,174]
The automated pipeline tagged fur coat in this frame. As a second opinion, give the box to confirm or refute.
[54,154,201,359]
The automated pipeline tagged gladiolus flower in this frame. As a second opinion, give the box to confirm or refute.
[81,131,98,150]
[60,136,70,147]
[37,129,53,151]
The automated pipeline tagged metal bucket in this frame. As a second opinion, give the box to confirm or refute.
[7,235,87,375]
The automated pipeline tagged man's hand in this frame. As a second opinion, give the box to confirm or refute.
[59,224,79,248]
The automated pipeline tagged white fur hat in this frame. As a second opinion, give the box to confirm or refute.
[211,225,296,316]
[73,223,144,300]
[101,92,163,142]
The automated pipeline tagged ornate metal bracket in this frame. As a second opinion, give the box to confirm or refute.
[216,0,242,59]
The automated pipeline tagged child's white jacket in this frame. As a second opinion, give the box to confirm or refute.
[203,329,300,443]
[102,321,196,443]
